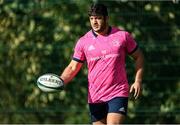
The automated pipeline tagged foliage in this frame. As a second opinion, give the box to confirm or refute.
[0,0,179,124]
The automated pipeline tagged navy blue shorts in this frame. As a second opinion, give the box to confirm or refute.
[89,97,128,122]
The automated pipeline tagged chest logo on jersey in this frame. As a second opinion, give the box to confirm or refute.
[112,40,122,47]
[101,50,107,54]
[88,45,95,51]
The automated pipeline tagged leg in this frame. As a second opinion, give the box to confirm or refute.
[92,117,106,125]
[106,97,128,124]
[89,102,108,124]
[107,113,125,124]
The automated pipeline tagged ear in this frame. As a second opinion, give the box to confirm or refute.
[106,16,109,20]
[105,16,109,23]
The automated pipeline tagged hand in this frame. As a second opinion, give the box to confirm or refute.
[130,81,142,100]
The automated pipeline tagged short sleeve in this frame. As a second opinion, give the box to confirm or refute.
[73,39,86,63]
[125,32,138,54]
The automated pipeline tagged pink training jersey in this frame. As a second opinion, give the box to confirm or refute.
[73,27,138,103]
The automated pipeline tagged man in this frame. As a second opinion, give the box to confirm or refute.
[60,3,144,124]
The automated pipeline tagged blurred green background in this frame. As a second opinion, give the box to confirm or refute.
[0,0,179,124]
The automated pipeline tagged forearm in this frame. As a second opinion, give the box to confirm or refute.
[135,66,143,83]
[60,60,83,84]
[130,49,144,99]
[134,53,144,84]
[60,67,76,84]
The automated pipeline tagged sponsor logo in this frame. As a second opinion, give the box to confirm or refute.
[90,54,119,61]
[119,107,125,112]
[40,77,61,85]
[88,45,95,51]
[101,50,107,54]
[112,40,122,47]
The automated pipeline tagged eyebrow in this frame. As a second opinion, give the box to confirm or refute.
[89,15,103,18]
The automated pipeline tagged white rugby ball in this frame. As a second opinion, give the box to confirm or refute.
[37,73,64,92]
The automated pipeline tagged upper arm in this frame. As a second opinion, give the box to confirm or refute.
[125,32,138,55]
[124,32,143,60]
[130,48,144,60]
[73,39,86,63]
[68,60,83,72]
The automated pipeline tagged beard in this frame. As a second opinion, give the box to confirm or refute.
[91,18,108,34]
[93,24,107,33]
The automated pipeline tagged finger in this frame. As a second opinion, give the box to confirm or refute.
[130,85,134,93]
[135,88,140,100]
[134,89,139,99]
[133,87,137,98]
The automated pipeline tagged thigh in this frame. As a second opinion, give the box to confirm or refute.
[89,102,108,124]
[107,97,128,123]
[107,113,125,124]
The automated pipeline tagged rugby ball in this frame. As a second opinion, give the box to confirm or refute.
[37,73,64,92]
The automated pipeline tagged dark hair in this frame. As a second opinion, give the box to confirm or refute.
[88,3,108,16]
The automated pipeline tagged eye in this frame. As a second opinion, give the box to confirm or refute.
[97,17,102,20]
[90,17,94,20]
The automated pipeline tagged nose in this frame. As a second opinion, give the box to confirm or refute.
[90,18,97,24]
[92,19,97,24]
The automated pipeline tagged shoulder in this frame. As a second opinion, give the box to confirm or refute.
[111,27,131,40]
[111,27,130,35]
[77,30,92,43]
[74,30,92,48]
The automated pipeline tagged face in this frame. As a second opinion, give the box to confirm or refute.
[89,15,108,33]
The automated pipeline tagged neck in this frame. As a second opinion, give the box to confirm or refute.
[95,25,110,36]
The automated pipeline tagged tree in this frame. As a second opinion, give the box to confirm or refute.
[0,0,179,123]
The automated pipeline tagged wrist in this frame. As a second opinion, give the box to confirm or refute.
[59,77,65,83]
[135,79,142,84]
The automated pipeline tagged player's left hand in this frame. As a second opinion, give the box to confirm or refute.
[130,82,142,100]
